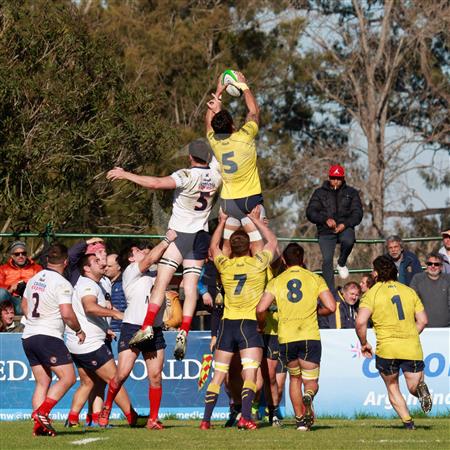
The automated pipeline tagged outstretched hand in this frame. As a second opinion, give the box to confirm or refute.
[218,208,228,223]
[207,93,222,114]
[248,205,262,222]
[166,229,177,242]
[107,167,128,181]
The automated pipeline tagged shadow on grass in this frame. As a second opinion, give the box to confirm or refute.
[373,424,433,430]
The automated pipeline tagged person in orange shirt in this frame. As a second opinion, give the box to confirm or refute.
[0,241,42,314]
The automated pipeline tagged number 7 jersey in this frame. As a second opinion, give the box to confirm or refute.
[169,162,221,233]
[22,269,74,340]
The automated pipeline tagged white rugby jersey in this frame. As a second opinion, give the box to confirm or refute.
[22,269,74,340]
[169,161,221,233]
[66,276,109,354]
[122,262,165,327]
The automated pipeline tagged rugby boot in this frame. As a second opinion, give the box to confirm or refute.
[302,393,315,428]
[199,420,211,430]
[237,417,258,430]
[64,419,81,428]
[295,415,310,432]
[146,418,164,430]
[403,420,416,430]
[129,325,154,347]
[224,404,241,427]
[417,381,432,413]
[33,412,56,436]
[173,330,187,361]
[33,422,55,437]
[98,406,111,428]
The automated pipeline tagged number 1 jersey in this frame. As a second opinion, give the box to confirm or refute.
[22,269,74,340]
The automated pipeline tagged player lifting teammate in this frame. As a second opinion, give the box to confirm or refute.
[356,255,432,430]
[107,140,221,360]
[256,243,336,431]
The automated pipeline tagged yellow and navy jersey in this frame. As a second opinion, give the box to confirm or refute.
[265,266,329,344]
[207,121,261,199]
[359,281,424,360]
[214,250,272,320]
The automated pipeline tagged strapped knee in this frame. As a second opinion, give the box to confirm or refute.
[159,257,179,270]
[183,266,202,277]
[302,367,320,380]
[223,217,241,239]
[241,358,260,371]
[288,366,302,377]
[214,362,230,374]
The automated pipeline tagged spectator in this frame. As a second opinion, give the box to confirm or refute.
[0,300,24,332]
[359,273,375,294]
[410,252,450,328]
[385,235,422,286]
[439,228,450,274]
[306,165,363,291]
[0,241,42,314]
[105,253,127,333]
[319,281,361,329]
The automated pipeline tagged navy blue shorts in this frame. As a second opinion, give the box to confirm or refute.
[174,230,211,261]
[221,194,264,220]
[276,357,287,374]
[71,344,113,371]
[216,319,264,353]
[375,356,424,375]
[22,335,72,367]
[279,340,322,366]
[118,323,166,353]
[263,334,280,360]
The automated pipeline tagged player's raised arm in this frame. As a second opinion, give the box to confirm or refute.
[107,167,176,190]
[234,71,259,125]
[138,230,177,273]
[206,93,223,134]
[209,209,228,260]
[247,206,279,259]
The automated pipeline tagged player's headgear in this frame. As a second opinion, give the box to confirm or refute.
[328,165,345,178]
[229,230,250,257]
[188,139,212,164]
[211,110,233,135]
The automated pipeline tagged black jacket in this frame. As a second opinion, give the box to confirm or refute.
[306,180,363,236]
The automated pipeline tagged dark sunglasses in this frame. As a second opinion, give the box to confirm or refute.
[12,251,27,256]
[426,262,442,267]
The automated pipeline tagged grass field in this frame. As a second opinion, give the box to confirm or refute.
[0,418,449,450]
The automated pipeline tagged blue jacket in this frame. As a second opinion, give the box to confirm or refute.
[110,276,126,333]
[387,250,422,286]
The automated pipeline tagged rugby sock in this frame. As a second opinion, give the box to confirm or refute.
[37,397,57,415]
[401,415,413,423]
[305,389,315,399]
[125,409,137,425]
[180,315,193,334]
[203,383,221,422]
[149,386,162,421]
[85,413,92,425]
[92,412,100,424]
[141,303,161,329]
[104,378,121,410]
[241,381,257,420]
[68,410,79,424]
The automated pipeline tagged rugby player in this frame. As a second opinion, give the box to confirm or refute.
[256,243,336,431]
[107,139,221,360]
[199,206,278,430]
[65,254,138,428]
[98,231,176,429]
[21,243,85,437]
[355,255,432,430]
[206,71,265,255]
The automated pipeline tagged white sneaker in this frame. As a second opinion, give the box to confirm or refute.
[336,265,349,279]
[129,325,154,347]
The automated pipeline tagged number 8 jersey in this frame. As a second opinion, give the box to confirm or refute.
[169,161,221,233]
[22,269,74,340]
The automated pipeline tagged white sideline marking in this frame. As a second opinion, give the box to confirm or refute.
[359,440,441,443]
[71,437,109,445]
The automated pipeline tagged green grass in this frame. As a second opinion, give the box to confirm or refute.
[1,418,449,450]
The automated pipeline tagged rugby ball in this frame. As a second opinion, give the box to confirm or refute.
[221,69,242,97]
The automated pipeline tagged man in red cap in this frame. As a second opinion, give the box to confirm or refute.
[306,165,363,292]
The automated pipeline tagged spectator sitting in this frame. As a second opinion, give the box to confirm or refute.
[105,253,127,333]
[0,300,24,332]
[410,252,450,328]
[385,235,422,286]
[319,281,361,329]
[0,241,42,314]
[359,273,375,294]
[439,228,450,274]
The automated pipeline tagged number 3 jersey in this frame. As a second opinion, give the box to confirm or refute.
[122,262,165,327]
[207,121,261,200]
[214,250,272,321]
[265,266,329,344]
[359,281,425,360]
[169,162,221,233]
[22,269,74,340]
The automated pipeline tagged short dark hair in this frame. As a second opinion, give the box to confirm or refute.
[361,273,375,289]
[47,243,68,264]
[283,243,304,267]
[118,242,153,271]
[373,255,398,282]
[230,230,250,257]
[0,300,14,313]
[211,110,234,135]
[78,253,96,276]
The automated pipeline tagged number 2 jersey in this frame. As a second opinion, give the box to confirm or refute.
[265,266,329,344]
[214,250,272,320]
[169,163,221,233]
[22,269,74,340]
[359,281,425,360]
[207,121,261,200]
